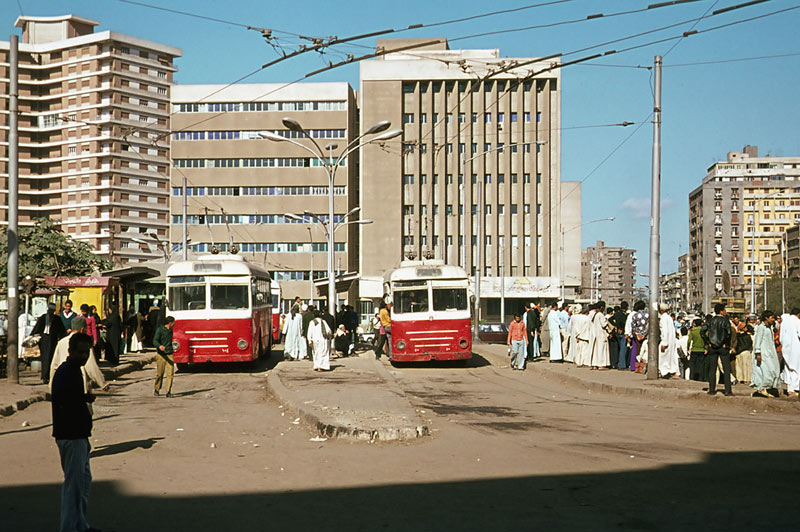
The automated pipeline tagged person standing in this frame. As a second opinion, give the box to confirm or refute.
[575,305,594,367]
[59,300,76,333]
[565,304,583,364]
[79,305,98,360]
[589,301,610,369]
[308,310,332,371]
[50,317,108,395]
[376,301,392,360]
[701,303,733,396]
[282,307,305,361]
[507,313,527,370]
[658,303,680,379]
[735,318,754,384]
[779,308,800,397]
[129,309,144,353]
[752,310,781,398]
[51,332,100,532]
[31,302,67,384]
[89,306,104,363]
[102,306,122,365]
[686,318,706,381]
[547,302,563,362]
[153,316,176,398]
[629,301,648,372]
[526,301,541,361]
[612,302,629,370]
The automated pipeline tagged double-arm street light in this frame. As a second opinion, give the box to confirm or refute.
[263,118,401,308]
[561,217,615,302]
[130,231,170,263]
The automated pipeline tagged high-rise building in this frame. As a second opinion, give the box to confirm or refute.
[359,38,576,316]
[688,145,800,312]
[169,83,357,308]
[581,240,637,305]
[0,15,181,264]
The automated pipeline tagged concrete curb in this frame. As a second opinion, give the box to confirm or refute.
[526,358,800,413]
[265,362,429,442]
[0,354,157,418]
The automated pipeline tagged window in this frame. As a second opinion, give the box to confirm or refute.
[394,287,429,314]
[403,175,415,185]
[169,282,206,311]
[498,174,505,184]
[484,113,492,123]
[210,284,249,310]
[402,113,414,124]
[432,287,468,311]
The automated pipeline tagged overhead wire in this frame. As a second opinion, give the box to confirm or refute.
[660,0,721,58]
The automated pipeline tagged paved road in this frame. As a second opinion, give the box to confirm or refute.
[2,350,799,531]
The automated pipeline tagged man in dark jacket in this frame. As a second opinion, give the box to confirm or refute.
[526,301,541,361]
[51,332,97,532]
[153,316,175,397]
[700,302,732,396]
[32,302,67,384]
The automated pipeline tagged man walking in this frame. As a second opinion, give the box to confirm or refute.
[547,301,563,362]
[701,303,733,396]
[508,313,527,370]
[752,310,781,398]
[153,316,176,398]
[51,332,102,532]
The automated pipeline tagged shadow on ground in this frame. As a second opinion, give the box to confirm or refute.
[175,350,282,375]
[90,437,165,458]
[4,451,798,531]
[391,353,491,369]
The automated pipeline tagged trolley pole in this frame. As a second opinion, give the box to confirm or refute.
[646,55,662,381]
[6,35,19,383]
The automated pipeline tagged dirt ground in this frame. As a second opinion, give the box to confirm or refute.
[2,350,800,531]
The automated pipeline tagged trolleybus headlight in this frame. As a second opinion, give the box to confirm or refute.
[396,340,406,350]
[458,338,469,349]
[172,340,180,351]
[237,339,248,350]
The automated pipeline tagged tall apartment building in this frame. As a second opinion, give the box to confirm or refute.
[580,240,637,305]
[688,146,800,312]
[0,15,180,264]
[359,39,579,314]
[660,254,690,313]
[169,83,357,307]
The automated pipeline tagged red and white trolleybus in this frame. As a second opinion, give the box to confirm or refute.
[384,260,472,362]
[270,283,282,344]
[166,254,272,364]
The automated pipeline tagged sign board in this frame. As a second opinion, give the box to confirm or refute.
[478,276,560,299]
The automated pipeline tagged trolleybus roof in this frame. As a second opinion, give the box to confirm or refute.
[166,253,271,280]
[384,260,469,283]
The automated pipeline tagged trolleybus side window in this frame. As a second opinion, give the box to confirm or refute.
[432,287,468,311]
[252,278,269,307]
[170,281,206,311]
[211,284,249,310]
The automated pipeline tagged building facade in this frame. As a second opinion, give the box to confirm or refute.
[688,146,800,312]
[0,15,180,264]
[169,83,357,308]
[359,39,577,315]
[580,240,637,305]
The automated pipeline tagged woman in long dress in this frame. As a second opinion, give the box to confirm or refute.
[282,309,306,360]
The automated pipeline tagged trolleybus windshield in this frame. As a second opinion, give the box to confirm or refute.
[432,287,468,311]
[210,284,249,310]
[393,283,430,314]
[169,276,206,311]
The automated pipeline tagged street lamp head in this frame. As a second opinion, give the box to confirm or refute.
[344,206,361,219]
[365,120,391,135]
[608,217,616,222]
[325,143,339,151]
[371,128,403,142]
[258,131,286,142]
[283,212,303,222]
[356,219,373,225]
[282,117,304,133]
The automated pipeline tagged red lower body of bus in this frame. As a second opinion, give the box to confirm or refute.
[272,312,282,343]
[172,316,269,363]
[389,318,472,362]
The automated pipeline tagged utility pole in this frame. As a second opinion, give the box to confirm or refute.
[182,176,188,260]
[647,55,662,381]
[6,35,19,383]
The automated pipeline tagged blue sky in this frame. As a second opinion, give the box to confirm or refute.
[3,0,799,283]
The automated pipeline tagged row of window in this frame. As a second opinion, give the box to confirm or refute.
[401,173,539,185]
[403,203,536,215]
[171,214,345,225]
[172,186,346,197]
[172,101,347,113]
[402,111,541,125]
[172,129,346,141]
[402,235,535,247]
[401,80,541,94]
[177,242,346,253]
[172,158,340,169]
[402,142,540,155]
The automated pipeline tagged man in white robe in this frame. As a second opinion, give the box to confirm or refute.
[780,310,800,396]
[308,313,332,371]
[658,303,680,378]
[282,310,306,360]
[547,302,563,362]
[590,302,610,368]
[565,305,582,363]
[575,307,593,367]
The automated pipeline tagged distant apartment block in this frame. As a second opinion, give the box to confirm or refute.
[581,240,637,305]
[169,83,357,307]
[688,145,800,312]
[0,15,181,263]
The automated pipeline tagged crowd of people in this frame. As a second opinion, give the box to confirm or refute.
[507,299,799,398]
[280,297,338,372]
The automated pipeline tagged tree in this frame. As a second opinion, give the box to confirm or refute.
[0,218,112,290]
